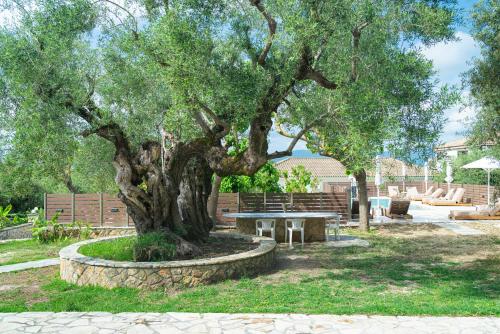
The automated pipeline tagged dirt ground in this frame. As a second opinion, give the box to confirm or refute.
[461,221,500,236]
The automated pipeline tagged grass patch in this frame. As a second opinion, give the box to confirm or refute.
[0,239,76,266]
[1,224,499,315]
[79,237,135,261]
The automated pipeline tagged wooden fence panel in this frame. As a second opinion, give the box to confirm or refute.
[46,194,73,223]
[74,194,100,224]
[215,193,239,226]
[102,194,129,227]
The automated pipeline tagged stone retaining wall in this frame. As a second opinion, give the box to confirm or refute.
[0,223,32,240]
[89,227,136,238]
[60,232,276,289]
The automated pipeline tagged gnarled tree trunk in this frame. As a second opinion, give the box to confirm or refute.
[354,169,370,232]
[207,174,222,223]
[109,136,213,257]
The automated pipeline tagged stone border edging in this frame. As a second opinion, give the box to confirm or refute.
[0,223,32,241]
[60,232,276,288]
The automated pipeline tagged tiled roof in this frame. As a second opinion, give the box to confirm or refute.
[274,157,426,178]
[366,157,426,177]
[435,138,468,151]
[274,157,347,178]
[434,137,495,152]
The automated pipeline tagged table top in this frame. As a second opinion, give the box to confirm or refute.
[223,212,341,219]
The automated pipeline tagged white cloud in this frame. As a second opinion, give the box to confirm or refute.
[421,31,480,86]
[421,31,481,143]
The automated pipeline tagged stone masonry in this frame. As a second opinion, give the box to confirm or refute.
[0,223,32,240]
[59,232,276,289]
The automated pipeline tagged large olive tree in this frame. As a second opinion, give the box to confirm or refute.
[0,0,458,251]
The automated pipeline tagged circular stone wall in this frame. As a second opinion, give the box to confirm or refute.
[59,232,276,289]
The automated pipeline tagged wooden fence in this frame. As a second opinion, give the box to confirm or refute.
[324,181,497,205]
[45,193,131,227]
[215,192,350,225]
[46,191,350,227]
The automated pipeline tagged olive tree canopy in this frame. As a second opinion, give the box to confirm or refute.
[0,0,458,253]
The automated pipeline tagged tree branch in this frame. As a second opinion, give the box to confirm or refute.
[193,111,213,136]
[192,98,230,139]
[95,0,139,38]
[351,22,369,82]
[295,47,338,90]
[249,0,277,67]
[268,112,330,159]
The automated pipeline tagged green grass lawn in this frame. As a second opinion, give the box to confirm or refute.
[79,237,135,261]
[0,239,76,266]
[0,224,499,315]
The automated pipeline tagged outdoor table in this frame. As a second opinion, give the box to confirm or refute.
[224,212,341,243]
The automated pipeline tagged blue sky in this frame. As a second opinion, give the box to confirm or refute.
[268,0,482,153]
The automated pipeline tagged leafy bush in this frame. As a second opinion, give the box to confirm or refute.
[133,232,177,262]
[32,214,90,243]
[282,165,319,192]
[220,162,282,193]
[0,204,29,230]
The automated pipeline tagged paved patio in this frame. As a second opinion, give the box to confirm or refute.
[1,312,499,334]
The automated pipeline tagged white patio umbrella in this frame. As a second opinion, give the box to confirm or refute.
[445,160,453,191]
[424,161,429,192]
[462,156,500,206]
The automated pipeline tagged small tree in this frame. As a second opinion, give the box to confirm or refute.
[282,165,319,193]
[465,0,500,146]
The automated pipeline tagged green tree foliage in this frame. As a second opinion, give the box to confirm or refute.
[466,0,500,145]
[0,0,460,246]
[282,165,318,193]
[220,162,281,193]
[435,149,500,186]
[274,0,459,230]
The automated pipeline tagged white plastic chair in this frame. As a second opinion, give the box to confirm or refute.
[256,219,276,240]
[285,219,305,248]
[325,215,341,241]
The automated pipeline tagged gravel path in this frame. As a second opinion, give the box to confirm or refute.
[0,312,499,334]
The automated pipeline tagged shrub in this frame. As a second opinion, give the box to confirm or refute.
[32,214,91,243]
[133,232,177,262]
[0,204,29,230]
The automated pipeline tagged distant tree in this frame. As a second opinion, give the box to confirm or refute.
[435,149,500,186]
[219,162,282,193]
[282,165,319,193]
[465,0,500,146]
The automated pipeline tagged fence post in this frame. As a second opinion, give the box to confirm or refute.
[43,193,48,220]
[290,192,294,207]
[71,193,76,223]
[263,192,267,212]
[320,192,323,210]
[99,193,104,227]
[126,211,130,227]
[237,192,240,212]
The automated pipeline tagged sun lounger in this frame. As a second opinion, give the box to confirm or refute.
[387,186,400,198]
[405,187,419,200]
[383,200,413,219]
[410,186,434,201]
[421,188,444,204]
[449,203,500,220]
[429,188,472,206]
